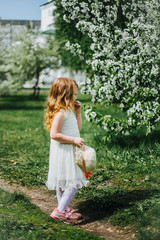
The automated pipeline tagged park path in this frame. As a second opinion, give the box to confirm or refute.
[0,178,136,240]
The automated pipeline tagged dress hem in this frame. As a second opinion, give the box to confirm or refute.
[46,179,89,191]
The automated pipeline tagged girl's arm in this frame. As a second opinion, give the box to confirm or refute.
[76,112,82,131]
[50,111,84,147]
[74,101,82,131]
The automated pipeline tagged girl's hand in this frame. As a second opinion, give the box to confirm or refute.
[73,137,84,147]
[74,101,81,114]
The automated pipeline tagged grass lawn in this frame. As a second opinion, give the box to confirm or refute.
[0,188,102,240]
[0,91,160,239]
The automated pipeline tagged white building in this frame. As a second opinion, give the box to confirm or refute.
[40,0,55,33]
[24,0,86,88]
[0,19,40,46]
[39,0,86,87]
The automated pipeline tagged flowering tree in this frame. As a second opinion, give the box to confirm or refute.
[3,28,59,97]
[0,28,14,96]
[53,0,92,72]
[59,0,160,136]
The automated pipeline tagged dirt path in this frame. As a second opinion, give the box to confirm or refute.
[0,178,136,240]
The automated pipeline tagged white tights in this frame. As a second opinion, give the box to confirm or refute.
[56,187,77,213]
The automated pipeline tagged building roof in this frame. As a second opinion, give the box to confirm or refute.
[42,29,55,34]
[40,0,55,7]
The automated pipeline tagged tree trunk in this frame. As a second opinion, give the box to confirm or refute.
[33,77,40,99]
[33,70,40,99]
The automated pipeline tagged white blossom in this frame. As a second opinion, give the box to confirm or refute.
[61,0,160,135]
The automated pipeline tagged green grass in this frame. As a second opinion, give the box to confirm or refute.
[0,93,49,187]
[0,188,103,240]
[0,91,160,239]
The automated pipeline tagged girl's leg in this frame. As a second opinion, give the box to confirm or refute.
[56,187,64,205]
[51,187,82,221]
[57,187,77,213]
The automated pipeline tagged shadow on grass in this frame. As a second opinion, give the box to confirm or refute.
[110,129,160,148]
[77,188,160,225]
[0,94,47,110]
[93,125,160,149]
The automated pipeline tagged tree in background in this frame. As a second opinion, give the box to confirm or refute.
[0,28,7,80]
[2,28,59,98]
[0,28,15,96]
[53,0,92,72]
[57,0,160,136]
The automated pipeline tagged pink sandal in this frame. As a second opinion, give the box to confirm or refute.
[50,208,68,221]
[50,208,79,224]
[66,207,83,220]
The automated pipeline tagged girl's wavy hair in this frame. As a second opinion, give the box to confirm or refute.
[45,77,78,130]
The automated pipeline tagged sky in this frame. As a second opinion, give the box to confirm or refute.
[0,0,47,20]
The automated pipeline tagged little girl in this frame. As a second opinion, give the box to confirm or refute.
[45,77,89,223]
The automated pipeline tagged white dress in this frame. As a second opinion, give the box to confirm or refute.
[46,109,89,191]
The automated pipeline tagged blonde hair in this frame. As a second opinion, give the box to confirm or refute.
[45,77,78,130]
